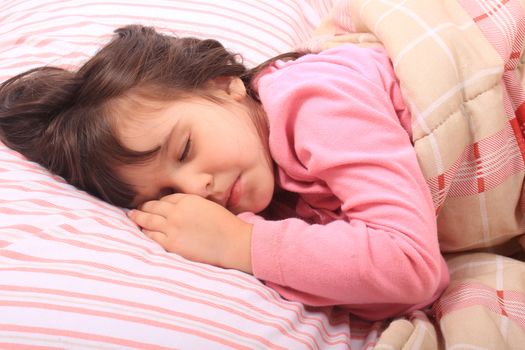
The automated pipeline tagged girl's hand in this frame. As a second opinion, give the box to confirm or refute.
[128,193,253,274]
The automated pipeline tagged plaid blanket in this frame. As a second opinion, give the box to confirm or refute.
[302,0,525,348]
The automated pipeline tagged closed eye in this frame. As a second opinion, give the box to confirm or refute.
[179,137,191,161]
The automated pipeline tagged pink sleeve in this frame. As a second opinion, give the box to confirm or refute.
[251,46,448,320]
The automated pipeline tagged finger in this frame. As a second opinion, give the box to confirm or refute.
[127,209,167,232]
[143,229,168,247]
[159,193,187,203]
[139,200,176,217]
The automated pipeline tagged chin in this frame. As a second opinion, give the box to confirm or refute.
[235,190,273,214]
[252,188,274,214]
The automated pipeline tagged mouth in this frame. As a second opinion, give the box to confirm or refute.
[225,176,242,209]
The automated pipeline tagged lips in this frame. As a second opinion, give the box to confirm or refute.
[226,176,241,209]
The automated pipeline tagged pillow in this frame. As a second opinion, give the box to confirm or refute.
[0,0,333,81]
[0,1,367,349]
[0,142,356,348]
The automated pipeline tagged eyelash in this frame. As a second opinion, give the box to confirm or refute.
[179,137,191,161]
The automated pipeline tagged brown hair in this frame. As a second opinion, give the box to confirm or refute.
[0,25,301,208]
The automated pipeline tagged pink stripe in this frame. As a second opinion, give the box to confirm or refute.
[59,223,173,254]
[1,225,41,234]
[0,250,346,347]
[0,52,89,66]
[0,181,349,341]
[0,324,179,350]
[5,15,284,59]
[1,227,349,343]
[0,209,244,288]
[0,61,70,74]
[7,198,128,225]
[497,290,509,317]
[0,185,124,218]
[181,1,298,42]
[473,143,485,193]
[433,281,525,330]
[0,231,309,319]
[0,343,63,350]
[427,124,525,200]
[0,207,122,231]
[471,0,511,22]
[0,2,354,347]
[0,0,307,41]
[1,287,286,350]
[237,0,310,35]
[512,102,525,162]
[0,157,45,170]
[0,0,21,13]
[10,12,291,48]
[0,292,305,349]
[0,208,137,238]
[0,37,102,56]
[0,222,347,341]
[0,185,105,207]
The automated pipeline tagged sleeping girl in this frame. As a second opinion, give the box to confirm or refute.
[0,24,448,320]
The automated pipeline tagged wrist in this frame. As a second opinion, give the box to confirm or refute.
[221,221,253,274]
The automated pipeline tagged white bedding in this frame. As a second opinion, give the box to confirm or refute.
[0,1,380,349]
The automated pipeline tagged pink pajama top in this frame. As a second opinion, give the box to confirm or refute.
[244,44,449,320]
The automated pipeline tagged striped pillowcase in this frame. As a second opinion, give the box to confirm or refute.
[0,1,361,349]
[0,0,333,80]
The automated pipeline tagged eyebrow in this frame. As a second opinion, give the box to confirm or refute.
[158,119,179,157]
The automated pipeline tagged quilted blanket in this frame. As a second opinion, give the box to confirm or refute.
[302,0,525,348]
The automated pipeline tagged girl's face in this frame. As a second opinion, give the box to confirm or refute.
[115,78,275,214]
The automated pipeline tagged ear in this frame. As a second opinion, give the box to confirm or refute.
[209,76,247,101]
[226,77,247,101]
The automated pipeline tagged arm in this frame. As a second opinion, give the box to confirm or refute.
[251,45,448,319]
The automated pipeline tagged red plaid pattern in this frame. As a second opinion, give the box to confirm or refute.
[306,0,525,348]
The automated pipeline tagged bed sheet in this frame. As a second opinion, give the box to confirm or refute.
[0,1,377,349]
[4,0,525,349]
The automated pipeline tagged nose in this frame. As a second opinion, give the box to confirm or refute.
[166,170,213,199]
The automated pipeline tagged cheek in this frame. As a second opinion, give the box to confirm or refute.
[217,135,253,164]
[118,163,160,200]
[249,172,275,213]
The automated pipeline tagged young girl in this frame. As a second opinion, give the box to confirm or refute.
[0,25,448,320]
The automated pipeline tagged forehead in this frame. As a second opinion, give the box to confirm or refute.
[110,93,183,153]
[111,93,222,152]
